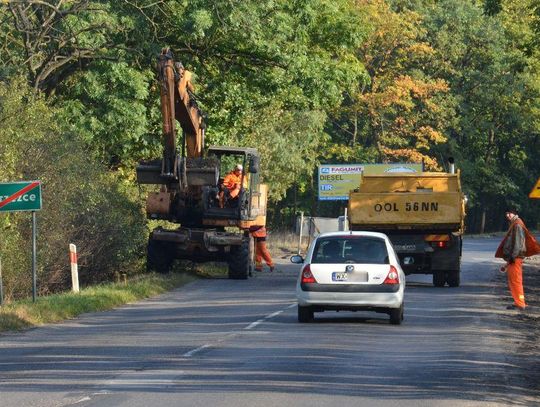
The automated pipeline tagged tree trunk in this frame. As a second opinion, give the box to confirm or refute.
[479,208,486,234]
[292,181,298,228]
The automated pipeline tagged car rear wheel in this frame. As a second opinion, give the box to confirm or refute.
[298,305,314,323]
[389,304,404,325]
[433,271,446,287]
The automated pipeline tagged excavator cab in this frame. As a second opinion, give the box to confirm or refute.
[202,146,266,224]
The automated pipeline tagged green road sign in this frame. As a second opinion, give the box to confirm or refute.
[0,181,42,212]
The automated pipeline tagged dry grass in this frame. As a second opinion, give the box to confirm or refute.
[267,230,310,258]
[175,261,229,279]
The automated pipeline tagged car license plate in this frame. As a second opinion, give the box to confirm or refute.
[332,272,348,281]
[350,272,369,282]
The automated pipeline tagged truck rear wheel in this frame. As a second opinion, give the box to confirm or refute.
[433,272,446,287]
[147,239,174,274]
[228,239,250,280]
[446,270,460,287]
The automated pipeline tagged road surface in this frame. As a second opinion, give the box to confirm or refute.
[0,237,538,406]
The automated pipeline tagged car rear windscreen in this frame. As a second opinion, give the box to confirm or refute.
[312,237,389,264]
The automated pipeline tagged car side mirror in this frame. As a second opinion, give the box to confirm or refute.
[249,156,260,174]
[290,255,304,264]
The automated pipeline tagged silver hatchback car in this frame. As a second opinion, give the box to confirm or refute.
[291,231,405,324]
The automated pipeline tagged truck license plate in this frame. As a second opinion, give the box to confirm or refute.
[332,272,348,281]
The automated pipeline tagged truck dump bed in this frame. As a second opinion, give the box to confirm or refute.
[348,172,465,231]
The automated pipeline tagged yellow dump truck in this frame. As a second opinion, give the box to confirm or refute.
[348,171,466,287]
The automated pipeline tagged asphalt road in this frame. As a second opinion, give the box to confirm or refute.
[0,237,538,407]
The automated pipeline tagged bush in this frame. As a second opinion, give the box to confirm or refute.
[0,78,147,299]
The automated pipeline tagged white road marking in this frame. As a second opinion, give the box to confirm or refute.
[182,344,211,357]
[245,319,265,330]
[265,310,283,319]
[183,302,296,355]
[246,302,296,328]
[74,396,91,404]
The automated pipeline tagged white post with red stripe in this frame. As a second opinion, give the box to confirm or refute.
[70,244,79,293]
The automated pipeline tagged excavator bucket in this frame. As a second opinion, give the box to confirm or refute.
[136,160,162,185]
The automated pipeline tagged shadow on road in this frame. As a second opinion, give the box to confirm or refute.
[0,254,538,406]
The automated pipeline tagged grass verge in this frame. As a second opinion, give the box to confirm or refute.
[0,272,195,333]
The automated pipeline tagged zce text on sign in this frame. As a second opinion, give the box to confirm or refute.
[0,181,42,212]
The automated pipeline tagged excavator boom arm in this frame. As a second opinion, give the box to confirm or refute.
[157,48,205,175]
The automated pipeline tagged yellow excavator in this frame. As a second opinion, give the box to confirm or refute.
[136,48,267,279]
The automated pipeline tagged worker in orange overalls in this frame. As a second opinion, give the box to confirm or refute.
[219,164,244,207]
[250,226,274,272]
[495,208,540,310]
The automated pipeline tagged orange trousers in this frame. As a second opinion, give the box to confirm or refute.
[255,240,274,271]
[507,258,526,308]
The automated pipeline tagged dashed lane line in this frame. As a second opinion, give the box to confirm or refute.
[182,344,211,357]
[183,302,296,356]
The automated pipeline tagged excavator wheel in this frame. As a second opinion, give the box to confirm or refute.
[147,239,174,274]
[228,238,250,280]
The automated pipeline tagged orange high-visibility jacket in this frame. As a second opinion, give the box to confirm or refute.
[223,171,242,191]
[495,218,540,259]
[250,226,267,238]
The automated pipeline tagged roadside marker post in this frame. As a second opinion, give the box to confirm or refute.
[70,244,79,293]
[0,181,42,302]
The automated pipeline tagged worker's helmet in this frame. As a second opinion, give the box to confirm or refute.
[235,164,243,171]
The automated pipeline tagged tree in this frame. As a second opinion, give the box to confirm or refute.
[328,0,452,170]
[422,0,540,231]
[58,61,156,166]
[0,1,134,93]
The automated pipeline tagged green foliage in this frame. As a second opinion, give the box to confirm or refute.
[155,0,368,198]
[58,61,156,166]
[239,107,328,200]
[0,1,135,92]
[421,0,540,230]
[0,78,147,299]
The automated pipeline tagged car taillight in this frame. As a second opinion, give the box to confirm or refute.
[431,241,448,249]
[383,265,400,285]
[301,264,317,283]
